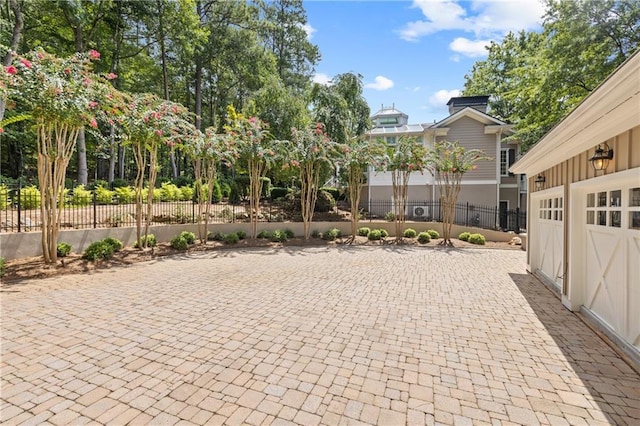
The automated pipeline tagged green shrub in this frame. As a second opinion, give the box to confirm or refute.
[83,240,115,261]
[427,229,440,239]
[56,242,72,257]
[103,237,123,252]
[19,186,41,209]
[94,185,114,205]
[237,230,247,240]
[468,233,486,245]
[171,235,189,250]
[141,187,162,203]
[114,186,135,204]
[160,182,181,201]
[315,190,336,213]
[179,185,194,201]
[403,228,417,238]
[458,231,471,242]
[284,229,295,239]
[312,229,321,238]
[271,229,287,242]
[180,231,196,245]
[0,185,9,210]
[257,230,271,239]
[210,231,225,241]
[379,229,389,238]
[384,211,396,222]
[368,229,382,240]
[270,187,291,200]
[321,187,341,202]
[357,227,371,237]
[87,179,108,190]
[220,181,231,198]
[322,227,341,241]
[70,185,92,206]
[211,180,223,203]
[229,182,242,204]
[261,177,271,198]
[111,178,129,188]
[133,234,157,248]
[417,232,431,244]
[224,232,239,245]
[0,257,5,278]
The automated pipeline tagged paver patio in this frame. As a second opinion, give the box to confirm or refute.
[1,246,639,425]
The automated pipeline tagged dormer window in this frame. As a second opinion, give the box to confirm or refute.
[379,117,399,126]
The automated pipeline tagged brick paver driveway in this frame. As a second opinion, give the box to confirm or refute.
[2,247,639,425]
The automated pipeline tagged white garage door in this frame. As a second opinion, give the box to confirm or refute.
[571,171,640,353]
[530,188,564,291]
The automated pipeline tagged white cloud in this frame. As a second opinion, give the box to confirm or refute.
[429,89,461,106]
[450,54,461,62]
[398,0,545,54]
[413,86,421,93]
[449,37,491,57]
[301,23,316,40]
[365,76,394,91]
[313,73,332,85]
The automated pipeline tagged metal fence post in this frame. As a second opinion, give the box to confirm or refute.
[93,190,97,228]
[466,202,469,226]
[17,181,22,233]
[515,207,520,233]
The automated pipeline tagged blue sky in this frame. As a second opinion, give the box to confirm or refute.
[303,0,546,124]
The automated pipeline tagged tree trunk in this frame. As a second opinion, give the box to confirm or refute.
[77,128,88,184]
[0,0,24,122]
[108,124,116,184]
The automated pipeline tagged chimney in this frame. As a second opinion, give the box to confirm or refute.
[446,96,489,115]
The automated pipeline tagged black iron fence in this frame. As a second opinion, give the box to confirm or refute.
[362,200,526,233]
[1,183,526,234]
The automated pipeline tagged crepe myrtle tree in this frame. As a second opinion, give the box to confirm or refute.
[8,48,110,263]
[341,135,387,241]
[121,94,197,249]
[379,136,427,242]
[425,140,489,246]
[188,128,237,243]
[225,106,277,239]
[283,122,341,239]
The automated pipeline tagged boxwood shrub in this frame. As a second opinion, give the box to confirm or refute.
[417,232,431,244]
[368,229,382,241]
[224,232,239,244]
[171,235,188,250]
[403,228,417,238]
[468,233,486,245]
[56,242,72,257]
[83,240,115,261]
[102,237,123,252]
[458,232,471,242]
[180,231,196,245]
[322,228,341,241]
[357,227,371,237]
[427,229,440,239]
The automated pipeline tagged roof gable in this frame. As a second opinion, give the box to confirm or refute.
[432,106,509,128]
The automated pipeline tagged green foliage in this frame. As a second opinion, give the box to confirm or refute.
[220,182,232,198]
[70,185,92,206]
[284,229,295,239]
[141,187,162,203]
[224,232,240,244]
[56,242,72,257]
[171,235,189,250]
[211,181,223,203]
[357,227,371,237]
[417,232,431,244]
[180,231,196,245]
[321,187,342,202]
[102,237,123,252]
[315,190,336,213]
[0,185,9,210]
[83,240,115,261]
[229,182,242,204]
[261,177,271,198]
[236,230,247,240]
[367,229,382,241]
[95,185,114,205]
[322,227,341,241]
[270,229,288,242]
[111,179,129,189]
[270,187,291,200]
[210,231,226,241]
[312,229,321,238]
[114,186,135,204]
[403,228,417,238]
[179,185,194,202]
[19,186,41,209]
[459,232,471,242]
[468,233,486,245]
[427,229,440,239]
[384,211,396,222]
[0,257,4,278]
[160,183,182,201]
[379,229,389,238]
[133,234,157,248]
[257,230,271,239]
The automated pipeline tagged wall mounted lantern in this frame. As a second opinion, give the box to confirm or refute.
[534,174,545,190]
[589,143,614,171]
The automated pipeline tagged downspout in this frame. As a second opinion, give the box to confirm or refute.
[496,128,502,228]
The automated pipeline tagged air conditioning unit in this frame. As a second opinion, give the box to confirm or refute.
[413,206,429,219]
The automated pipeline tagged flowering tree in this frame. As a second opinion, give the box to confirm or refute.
[285,123,340,239]
[225,106,276,239]
[425,140,489,246]
[121,94,196,248]
[381,136,427,242]
[342,136,387,240]
[188,128,237,243]
[9,49,107,263]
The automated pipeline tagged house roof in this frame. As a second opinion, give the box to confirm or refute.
[446,95,490,107]
[369,124,425,135]
[430,106,511,129]
[371,106,408,119]
[510,50,640,175]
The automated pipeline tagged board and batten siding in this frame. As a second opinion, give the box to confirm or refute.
[436,116,497,180]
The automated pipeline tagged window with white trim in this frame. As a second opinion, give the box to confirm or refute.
[539,197,563,221]
[586,190,622,227]
[629,187,640,230]
[500,148,515,176]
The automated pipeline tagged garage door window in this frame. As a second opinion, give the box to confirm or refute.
[540,197,563,221]
[630,187,640,230]
[586,189,622,227]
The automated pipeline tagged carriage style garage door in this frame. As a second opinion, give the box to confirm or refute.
[530,188,564,291]
[570,170,640,354]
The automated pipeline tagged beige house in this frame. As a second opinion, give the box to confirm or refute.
[510,51,640,366]
[363,97,524,228]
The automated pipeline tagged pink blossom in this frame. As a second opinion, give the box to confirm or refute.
[472,165,478,170]
[83,77,92,86]
[0,128,4,134]
[88,49,101,60]
[36,52,44,59]
[248,117,257,124]
[143,116,149,123]
[155,129,163,136]
[5,66,17,75]
[19,58,32,69]
[106,72,118,80]
[89,118,98,128]
[88,101,99,109]
[312,145,319,153]
[63,68,70,75]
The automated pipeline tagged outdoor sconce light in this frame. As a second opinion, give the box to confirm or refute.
[534,174,545,190]
[589,143,614,171]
